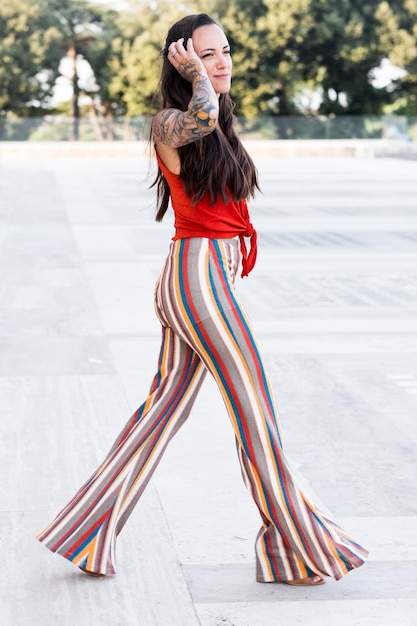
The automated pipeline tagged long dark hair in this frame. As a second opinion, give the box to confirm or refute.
[152,13,259,222]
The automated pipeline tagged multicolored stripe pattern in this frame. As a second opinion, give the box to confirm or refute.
[37,237,368,580]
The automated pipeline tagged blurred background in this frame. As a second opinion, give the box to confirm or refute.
[0,0,416,142]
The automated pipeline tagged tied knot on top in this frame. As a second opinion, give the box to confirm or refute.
[239,222,257,278]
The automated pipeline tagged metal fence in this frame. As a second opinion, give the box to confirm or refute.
[237,115,417,141]
[0,115,151,142]
[0,114,416,141]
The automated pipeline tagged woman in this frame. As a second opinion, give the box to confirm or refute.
[37,13,368,585]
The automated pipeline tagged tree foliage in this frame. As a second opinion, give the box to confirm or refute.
[0,0,61,115]
[219,0,316,116]
[297,0,392,114]
[48,1,113,137]
[376,0,417,114]
[1,0,417,121]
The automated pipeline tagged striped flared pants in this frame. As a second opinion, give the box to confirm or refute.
[37,237,368,581]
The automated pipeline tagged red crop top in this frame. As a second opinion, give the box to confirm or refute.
[156,152,257,277]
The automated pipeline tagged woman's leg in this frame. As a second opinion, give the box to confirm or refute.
[37,324,206,575]
[157,238,368,582]
[236,441,367,582]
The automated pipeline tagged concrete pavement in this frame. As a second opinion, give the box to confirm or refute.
[0,146,416,625]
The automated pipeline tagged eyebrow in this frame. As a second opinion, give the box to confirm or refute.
[200,45,230,53]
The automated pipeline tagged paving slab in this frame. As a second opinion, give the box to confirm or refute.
[0,151,416,626]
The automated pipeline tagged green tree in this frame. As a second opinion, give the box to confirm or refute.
[77,6,122,138]
[2,0,416,132]
[48,0,109,139]
[220,0,417,118]
[0,0,61,117]
[220,0,315,117]
[376,0,417,114]
[296,0,395,115]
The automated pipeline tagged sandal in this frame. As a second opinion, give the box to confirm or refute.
[78,566,105,577]
[285,575,325,586]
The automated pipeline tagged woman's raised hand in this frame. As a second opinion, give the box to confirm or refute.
[152,35,218,148]
[168,38,208,82]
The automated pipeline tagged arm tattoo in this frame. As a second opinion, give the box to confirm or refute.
[152,61,219,147]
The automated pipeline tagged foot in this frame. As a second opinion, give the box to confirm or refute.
[285,575,325,586]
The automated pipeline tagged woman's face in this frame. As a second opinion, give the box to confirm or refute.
[192,24,232,95]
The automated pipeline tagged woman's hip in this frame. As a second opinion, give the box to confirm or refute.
[154,237,240,327]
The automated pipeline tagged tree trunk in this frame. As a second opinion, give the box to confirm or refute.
[69,43,79,141]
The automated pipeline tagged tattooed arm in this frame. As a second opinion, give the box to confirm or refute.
[152,39,219,148]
